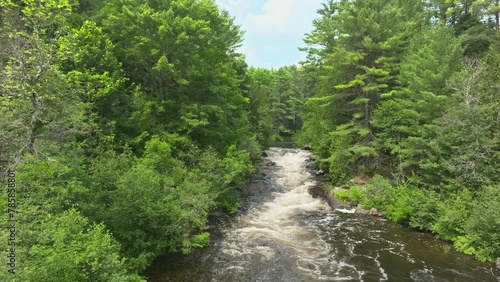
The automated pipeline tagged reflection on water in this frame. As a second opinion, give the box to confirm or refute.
[145,148,493,282]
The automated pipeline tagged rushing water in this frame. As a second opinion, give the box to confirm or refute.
[145,148,495,282]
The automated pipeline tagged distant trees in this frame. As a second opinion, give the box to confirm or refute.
[247,65,311,146]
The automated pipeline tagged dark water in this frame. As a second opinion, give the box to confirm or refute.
[145,148,495,282]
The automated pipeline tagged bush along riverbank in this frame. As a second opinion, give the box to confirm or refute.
[318,174,500,265]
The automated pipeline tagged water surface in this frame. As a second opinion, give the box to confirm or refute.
[146,148,494,281]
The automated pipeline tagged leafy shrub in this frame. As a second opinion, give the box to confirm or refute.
[432,189,474,240]
[454,235,476,257]
[361,175,392,209]
[464,185,500,261]
[217,188,241,214]
[238,137,262,161]
[191,232,210,248]
[408,189,440,230]
[383,185,416,223]
[334,189,350,202]
[0,209,143,282]
[348,185,365,205]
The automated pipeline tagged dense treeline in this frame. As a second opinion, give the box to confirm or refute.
[297,0,500,262]
[246,65,314,147]
[0,0,264,280]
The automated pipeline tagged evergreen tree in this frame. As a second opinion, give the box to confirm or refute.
[299,0,426,180]
[372,25,463,183]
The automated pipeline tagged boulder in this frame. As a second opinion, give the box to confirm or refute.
[261,151,268,157]
[303,144,312,151]
[306,162,318,170]
[261,159,276,167]
[307,186,324,199]
[349,173,370,185]
[315,169,325,176]
[369,207,379,216]
[247,181,265,191]
[496,257,500,270]
[325,188,353,209]
[355,204,369,215]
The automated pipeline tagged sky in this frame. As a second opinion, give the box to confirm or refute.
[215,0,325,69]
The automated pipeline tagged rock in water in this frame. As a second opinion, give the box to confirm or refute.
[496,257,500,270]
[303,144,311,150]
[369,207,379,216]
[262,159,276,166]
[307,186,324,199]
[355,204,369,215]
[315,169,325,176]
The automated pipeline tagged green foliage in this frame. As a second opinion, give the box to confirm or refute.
[334,190,350,202]
[15,154,88,214]
[97,0,251,153]
[362,180,439,231]
[26,210,144,282]
[432,189,474,240]
[299,0,427,178]
[191,232,210,249]
[361,175,392,209]
[406,189,440,230]
[333,186,366,206]
[300,0,499,262]
[2,0,500,278]
[453,235,477,257]
[247,65,310,146]
[0,208,143,282]
[464,185,500,261]
[0,0,262,279]
[347,186,365,205]
[372,25,463,183]
[382,185,416,223]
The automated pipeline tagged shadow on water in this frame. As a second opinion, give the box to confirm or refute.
[144,148,494,282]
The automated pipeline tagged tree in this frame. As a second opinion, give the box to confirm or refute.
[57,20,135,151]
[0,209,143,282]
[299,0,426,180]
[372,25,463,182]
[0,0,90,171]
[472,0,500,28]
[247,68,275,147]
[97,0,250,153]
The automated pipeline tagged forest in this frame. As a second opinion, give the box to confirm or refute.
[0,0,499,280]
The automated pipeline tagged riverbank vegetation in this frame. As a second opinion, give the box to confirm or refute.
[296,0,500,262]
[0,0,260,280]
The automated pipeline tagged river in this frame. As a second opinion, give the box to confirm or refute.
[145,147,494,282]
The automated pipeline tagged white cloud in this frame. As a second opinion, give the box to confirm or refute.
[245,0,323,35]
[215,0,251,21]
[215,0,325,68]
[237,45,265,67]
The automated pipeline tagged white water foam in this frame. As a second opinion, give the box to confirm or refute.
[335,208,357,214]
[218,148,337,276]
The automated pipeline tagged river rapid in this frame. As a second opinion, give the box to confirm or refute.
[145,147,494,282]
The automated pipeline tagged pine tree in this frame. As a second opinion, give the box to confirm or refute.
[299,0,426,180]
